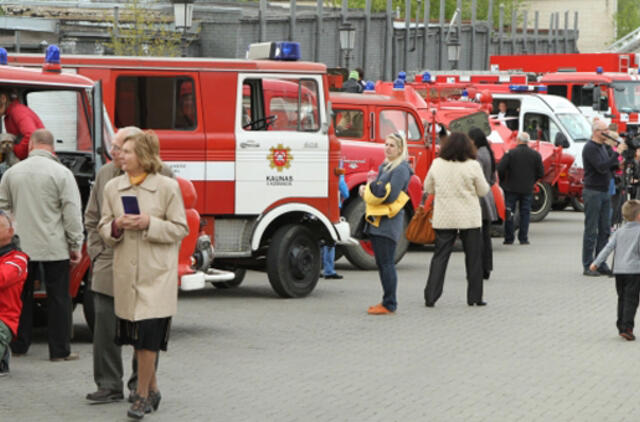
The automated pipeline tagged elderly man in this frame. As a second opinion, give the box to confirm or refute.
[497,132,544,245]
[0,129,83,361]
[0,90,45,160]
[582,120,627,276]
[85,126,173,402]
[0,211,28,376]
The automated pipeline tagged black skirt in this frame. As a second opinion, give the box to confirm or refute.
[115,317,172,352]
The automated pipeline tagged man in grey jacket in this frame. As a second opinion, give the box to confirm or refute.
[0,129,83,361]
[85,126,173,402]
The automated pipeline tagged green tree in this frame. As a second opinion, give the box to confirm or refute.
[105,0,182,57]
[615,0,640,40]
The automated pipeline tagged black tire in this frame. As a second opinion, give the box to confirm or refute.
[82,286,95,336]
[333,246,344,262]
[342,198,410,270]
[571,195,584,212]
[266,224,320,298]
[212,268,246,289]
[530,182,552,222]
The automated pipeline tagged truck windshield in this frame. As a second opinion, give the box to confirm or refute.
[557,113,591,142]
[612,82,640,113]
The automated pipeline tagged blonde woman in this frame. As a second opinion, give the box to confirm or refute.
[98,131,188,419]
[359,132,413,315]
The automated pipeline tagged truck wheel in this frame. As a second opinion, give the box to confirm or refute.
[530,182,552,222]
[82,287,95,336]
[212,268,246,289]
[267,224,320,298]
[342,198,410,270]
[571,195,584,212]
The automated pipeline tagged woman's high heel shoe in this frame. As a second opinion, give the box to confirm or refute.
[148,390,162,412]
[468,301,487,306]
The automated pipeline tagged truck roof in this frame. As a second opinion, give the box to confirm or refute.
[7,53,327,74]
[0,64,94,88]
[330,92,417,108]
[541,72,640,83]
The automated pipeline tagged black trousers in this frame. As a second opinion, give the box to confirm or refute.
[424,228,484,305]
[481,219,493,278]
[615,274,640,333]
[11,260,71,359]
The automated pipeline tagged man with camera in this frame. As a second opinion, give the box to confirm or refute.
[582,120,627,276]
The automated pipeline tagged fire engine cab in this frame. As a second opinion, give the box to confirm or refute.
[7,42,351,298]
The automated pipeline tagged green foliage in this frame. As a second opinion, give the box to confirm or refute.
[615,0,640,40]
[104,0,182,57]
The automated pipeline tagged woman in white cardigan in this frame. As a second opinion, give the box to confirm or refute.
[423,133,490,307]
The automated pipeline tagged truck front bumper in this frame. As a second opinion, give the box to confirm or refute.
[180,268,236,291]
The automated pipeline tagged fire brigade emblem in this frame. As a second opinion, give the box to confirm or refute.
[267,144,293,172]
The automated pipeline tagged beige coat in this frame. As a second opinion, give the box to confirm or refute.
[85,162,173,297]
[98,173,188,321]
[0,149,83,260]
[424,158,490,229]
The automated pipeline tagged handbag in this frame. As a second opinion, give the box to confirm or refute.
[405,197,436,244]
[352,215,368,240]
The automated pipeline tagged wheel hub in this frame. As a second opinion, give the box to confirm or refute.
[288,242,313,279]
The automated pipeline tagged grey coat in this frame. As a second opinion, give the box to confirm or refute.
[477,146,498,222]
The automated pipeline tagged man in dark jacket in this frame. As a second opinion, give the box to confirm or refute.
[581,120,627,276]
[497,131,544,245]
[342,70,363,93]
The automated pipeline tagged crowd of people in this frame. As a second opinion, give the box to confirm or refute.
[0,112,187,419]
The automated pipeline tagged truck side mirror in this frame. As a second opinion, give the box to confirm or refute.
[554,132,569,149]
[592,86,602,111]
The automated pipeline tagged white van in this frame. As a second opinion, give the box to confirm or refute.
[490,93,592,167]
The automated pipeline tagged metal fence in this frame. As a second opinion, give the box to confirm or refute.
[200,0,579,80]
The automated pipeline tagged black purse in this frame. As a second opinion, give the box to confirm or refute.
[352,215,368,240]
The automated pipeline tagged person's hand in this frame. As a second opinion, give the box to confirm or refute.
[617,142,628,153]
[130,213,150,230]
[359,184,366,198]
[69,250,82,265]
[589,263,598,272]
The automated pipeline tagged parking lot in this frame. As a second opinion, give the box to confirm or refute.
[3,210,640,421]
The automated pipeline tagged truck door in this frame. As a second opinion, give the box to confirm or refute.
[235,74,328,215]
[523,112,564,144]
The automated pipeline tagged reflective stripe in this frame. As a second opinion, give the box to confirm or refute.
[13,255,27,264]
[6,261,23,275]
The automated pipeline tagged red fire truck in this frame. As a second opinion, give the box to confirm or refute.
[0,46,230,331]
[7,43,351,298]
[490,53,639,74]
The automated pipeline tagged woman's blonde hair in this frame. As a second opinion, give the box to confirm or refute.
[383,132,408,172]
[123,130,163,174]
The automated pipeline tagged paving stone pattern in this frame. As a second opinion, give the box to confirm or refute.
[1,211,638,421]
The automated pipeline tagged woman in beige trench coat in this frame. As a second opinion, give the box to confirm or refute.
[98,130,188,420]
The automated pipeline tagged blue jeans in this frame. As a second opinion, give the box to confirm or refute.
[582,188,611,270]
[504,192,533,243]
[369,235,398,311]
[322,246,336,276]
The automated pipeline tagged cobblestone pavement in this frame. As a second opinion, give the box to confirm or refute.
[2,211,639,422]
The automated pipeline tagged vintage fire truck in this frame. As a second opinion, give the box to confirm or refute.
[0,46,234,332]
[7,43,351,297]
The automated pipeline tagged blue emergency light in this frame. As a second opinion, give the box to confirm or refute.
[246,41,301,61]
[364,80,375,91]
[461,89,469,98]
[596,66,603,74]
[509,84,547,93]
[393,78,405,89]
[398,71,407,81]
[422,72,432,83]
[43,45,62,73]
[0,48,7,66]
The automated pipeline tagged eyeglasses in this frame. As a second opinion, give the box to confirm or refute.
[110,145,122,152]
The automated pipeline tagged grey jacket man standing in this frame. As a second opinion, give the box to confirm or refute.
[85,126,173,402]
[0,129,83,361]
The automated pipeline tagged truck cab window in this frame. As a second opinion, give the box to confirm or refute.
[547,85,568,97]
[379,109,421,141]
[524,113,558,142]
[333,110,364,139]
[242,78,320,132]
[115,76,197,130]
